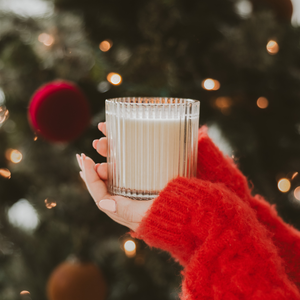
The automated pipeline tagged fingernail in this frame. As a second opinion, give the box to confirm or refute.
[76,154,81,167]
[79,171,84,180]
[98,123,102,130]
[93,163,100,171]
[92,139,98,149]
[99,199,116,213]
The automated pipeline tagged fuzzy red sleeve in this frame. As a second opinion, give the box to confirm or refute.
[133,177,300,299]
[197,126,300,289]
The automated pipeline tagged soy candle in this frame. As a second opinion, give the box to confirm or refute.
[106,97,200,200]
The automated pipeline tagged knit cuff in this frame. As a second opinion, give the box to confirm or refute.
[131,177,210,266]
[197,126,251,202]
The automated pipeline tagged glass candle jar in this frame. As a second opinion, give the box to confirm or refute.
[106,97,200,200]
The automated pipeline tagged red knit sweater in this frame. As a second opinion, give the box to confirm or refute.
[131,126,300,300]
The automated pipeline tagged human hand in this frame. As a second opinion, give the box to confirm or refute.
[76,123,154,231]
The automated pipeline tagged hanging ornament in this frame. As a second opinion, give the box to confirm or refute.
[28,80,90,143]
[47,260,107,300]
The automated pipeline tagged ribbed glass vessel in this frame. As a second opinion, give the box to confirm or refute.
[106,97,200,200]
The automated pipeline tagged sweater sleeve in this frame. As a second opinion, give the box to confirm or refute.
[197,126,300,289]
[133,177,300,300]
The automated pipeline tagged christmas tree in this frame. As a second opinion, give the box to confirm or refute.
[0,0,300,299]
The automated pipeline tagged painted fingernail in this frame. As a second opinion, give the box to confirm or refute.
[79,171,84,180]
[99,199,116,213]
[76,154,81,167]
[92,139,98,149]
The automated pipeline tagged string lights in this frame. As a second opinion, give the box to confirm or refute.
[202,78,220,91]
[294,187,300,201]
[0,106,9,124]
[124,239,136,258]
[0,168,11,179]
[277,178,291,193]
[99,40,113,52]
[44,199,57,209]
[107,72,122,85]
[38,33,54,47]
[5,149,23,164]
[266,40,279,55]
[257,97,269,109]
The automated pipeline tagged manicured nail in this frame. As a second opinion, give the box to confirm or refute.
[79,171,84,180]
[92,139,98,149]
[99,199,116,213]
[76,154,81,168]
[98,123,103,131]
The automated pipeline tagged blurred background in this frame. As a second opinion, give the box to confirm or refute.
[0,0,300,299]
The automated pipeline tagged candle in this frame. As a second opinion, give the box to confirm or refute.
[106,97,200,200]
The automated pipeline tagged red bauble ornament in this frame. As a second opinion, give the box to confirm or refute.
[28,80,90,143]
[47,261,107,300]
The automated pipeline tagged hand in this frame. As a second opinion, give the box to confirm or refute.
[76,122,154,231]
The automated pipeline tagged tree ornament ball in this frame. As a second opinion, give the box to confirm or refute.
[28,80,90,143]
[47,261,107,300]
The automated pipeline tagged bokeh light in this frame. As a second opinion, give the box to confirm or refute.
[45,199,57,209]
[266,40,279,54]
[202,78,220,91]
[107,72,122,85]
[8,199,39,231]
[292,172,298,180]
[20,291,30,295]
[277,178,291,193]
[99,40,112,52]
[38,33,54,46]
[294,186,300,200]
[257,97,269,109]
[0,106,9,124]
[124,240,136,257]
[5,149,22,163]
[0,168,11,179]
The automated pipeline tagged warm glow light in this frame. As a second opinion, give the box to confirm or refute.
[0,168,11,179]
[0,106,9,124]
[99,40,112,52]
[278,178,291,193]
[257,97,269,109]
[34,136,38,141]
[292,172,298,180]
[20,290,30,295]
[38,33,54,46]
[266,40,279,54]
[215,97,232,109]
[5,149,22,163]
[107,72,122,85]
[44,199,57,209]
[202,78,220,91]
[294,186,300,200]
[124,240,136,257]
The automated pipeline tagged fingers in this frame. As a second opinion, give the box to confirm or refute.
[94,163,108,180]
[79,153,110,202]
[93,137,108,157]
[98,122,107,136]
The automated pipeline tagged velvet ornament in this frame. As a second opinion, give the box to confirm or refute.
[28,80,90,143]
